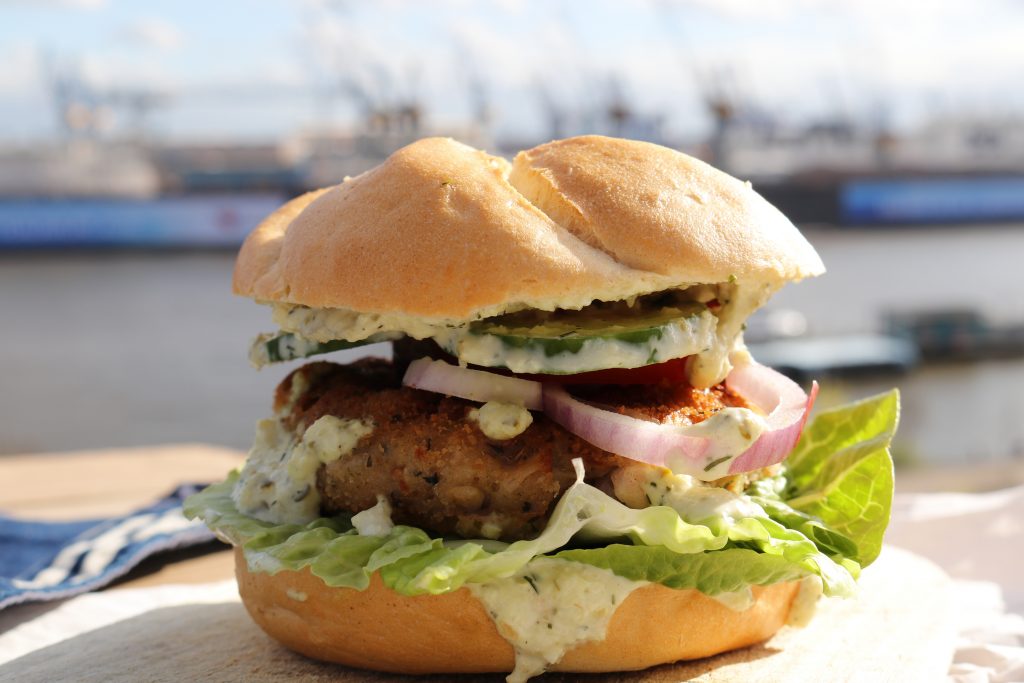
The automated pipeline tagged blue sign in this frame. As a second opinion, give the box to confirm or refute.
[841,177,1024,225]
[0,194,286,248]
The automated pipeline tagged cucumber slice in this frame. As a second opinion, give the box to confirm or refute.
[473,303,708,353]
[249,331,399,367]
[447,303,718,374]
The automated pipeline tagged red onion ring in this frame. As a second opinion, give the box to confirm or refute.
[542,362,816,480]
[402,357,542,410]
[724,363,819,475]
[403,355,816,480]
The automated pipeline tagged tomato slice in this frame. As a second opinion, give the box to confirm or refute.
[459,355,693,386]
[517,357,691,385]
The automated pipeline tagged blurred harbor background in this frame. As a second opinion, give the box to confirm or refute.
[2,0,1023,490]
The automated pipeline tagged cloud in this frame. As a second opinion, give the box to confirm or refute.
[1,0,109,8]
[6,0,1023,142]
[0,42,43,93]
[641,0,1024,129]
[297,3,466,111]
[74,52,177,93]
[448,17,535,86]
[666,0,819,21]
[114,18,184,51]
[664,0,968,22]
[491,0,527,13]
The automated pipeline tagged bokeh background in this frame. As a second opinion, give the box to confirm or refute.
[3,0,1024,491]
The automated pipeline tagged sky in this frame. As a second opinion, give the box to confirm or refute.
[2,0,1024,145]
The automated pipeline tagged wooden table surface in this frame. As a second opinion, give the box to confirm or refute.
[0,444,246,589]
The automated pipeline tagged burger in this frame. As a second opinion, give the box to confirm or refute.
[185,135,899,681]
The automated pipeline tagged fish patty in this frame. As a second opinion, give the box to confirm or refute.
[278,359,625,541]
[276,358,744,541]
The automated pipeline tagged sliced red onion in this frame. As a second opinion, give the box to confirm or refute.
[402,357,542,410]
[724,363,819,475]
[542,362,816,480]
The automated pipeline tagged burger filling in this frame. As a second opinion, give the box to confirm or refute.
[231,358,775,542]
[253,281,777,389]
[201,275,896,683]
[193,348,896,683]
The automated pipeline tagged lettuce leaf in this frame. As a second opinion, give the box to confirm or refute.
[751,495,860,560]
[185,462,856,598]
[778,390,899,565]
[556,545,810,595]
[184,390,898,600]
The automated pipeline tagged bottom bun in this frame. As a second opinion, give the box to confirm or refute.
[234,548,800,675]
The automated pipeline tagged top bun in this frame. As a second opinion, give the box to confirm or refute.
[234,136,823,322]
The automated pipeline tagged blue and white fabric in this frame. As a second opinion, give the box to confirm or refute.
[0,484,215,610]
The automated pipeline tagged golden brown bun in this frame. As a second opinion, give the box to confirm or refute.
[233,136,822,322]
[510,136,825,283]
[233,138,646,320]
[232,188,330,299]
[234,548,800,675]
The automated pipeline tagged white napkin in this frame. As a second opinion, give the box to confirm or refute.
[889,485,1024,682]
[0,580,239,666]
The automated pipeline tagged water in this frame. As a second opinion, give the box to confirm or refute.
[763,224,1024,464]
[0,251,383,455]
[1,225,1022,464]
[770,224,1024,333]
[807,361,1024,466]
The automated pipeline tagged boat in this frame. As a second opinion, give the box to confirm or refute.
[887,310,1024,362]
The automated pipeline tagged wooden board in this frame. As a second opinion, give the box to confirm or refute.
[0,546,955,683]
[0,444,245,521]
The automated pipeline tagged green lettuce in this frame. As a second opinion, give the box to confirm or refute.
[184,389,899,600]
[556,546,810,595]
[767,390,898,565]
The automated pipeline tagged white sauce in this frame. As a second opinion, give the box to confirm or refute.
[248,332,274,367]
[611,463,766,524]
[247,331,324,368]
[479,518,504,540]
[667,407,767,479]
[787,575,824,627]
[710,587,755,611]
[286,588,308,602]
[688,282,778,388]
[245,550,284,574]
[266,275,687,344]
[232,414,374,525]
[351,494,395,537]
[265,282,775,389]
[282,368,312,412]
[271,302,460,342]
[441,309,717,375]
[468,558,644,683]
[469,401,534,440]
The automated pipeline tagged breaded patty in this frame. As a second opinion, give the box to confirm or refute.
[275,359,746,541]
[571,381,749,426]
[277,360,626,541]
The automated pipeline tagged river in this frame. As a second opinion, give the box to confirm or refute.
[1,224,1022,465]
[766,225,1024,464]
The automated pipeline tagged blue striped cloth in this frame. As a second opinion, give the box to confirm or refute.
[0,484,215,610]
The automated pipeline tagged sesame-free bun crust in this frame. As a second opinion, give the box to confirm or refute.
[234,549,799,675]
[233,138,647,320]
[233,136,823,321]
[510,136,824,283]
